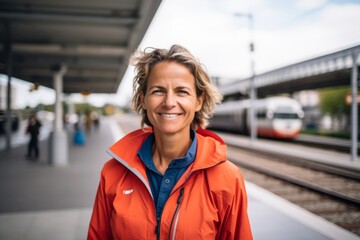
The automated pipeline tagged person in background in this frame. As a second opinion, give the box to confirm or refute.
[26,113,42,160]
[84,110,93,134]
[88,45,253,239]
[92,111,100,130]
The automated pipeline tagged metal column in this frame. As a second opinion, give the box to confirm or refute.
[49,64,68,166]
[350,52,358,161]
[4,23,12,151]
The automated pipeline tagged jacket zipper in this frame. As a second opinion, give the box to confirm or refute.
[154,169,197,240]
[168,188,184,240]
[155,187,185,240]
[163,168,219,239]
[155,216,161,240]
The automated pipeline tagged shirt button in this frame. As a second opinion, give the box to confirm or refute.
[165,179,170,184]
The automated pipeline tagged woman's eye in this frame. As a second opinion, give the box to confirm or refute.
[152,89,164,94]
[178,90,189,95]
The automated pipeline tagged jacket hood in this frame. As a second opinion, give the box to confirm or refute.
[107,128,227,172]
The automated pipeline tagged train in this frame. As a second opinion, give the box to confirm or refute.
[209,96,304,139]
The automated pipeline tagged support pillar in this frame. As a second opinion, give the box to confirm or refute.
[350,52,358,161]
[4,23,12,151]
[49,64,68,166]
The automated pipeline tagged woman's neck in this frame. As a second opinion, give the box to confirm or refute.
[152,131,191,174]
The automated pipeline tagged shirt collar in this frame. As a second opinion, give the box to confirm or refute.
[138,129,197,172]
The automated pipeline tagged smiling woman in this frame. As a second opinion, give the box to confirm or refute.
[140,61,203,138]
[131,45,223,130]
[88,45,253,240]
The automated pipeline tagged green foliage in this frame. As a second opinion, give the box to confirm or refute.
[318,86,352,116]
[20,102,115,118]
[301,129,350,139]
[74,103,96,114]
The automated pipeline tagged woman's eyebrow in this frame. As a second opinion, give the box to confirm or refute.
[175,85,191,89]
[148,85,165,89]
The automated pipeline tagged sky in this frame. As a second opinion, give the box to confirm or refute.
[2,0,360,108]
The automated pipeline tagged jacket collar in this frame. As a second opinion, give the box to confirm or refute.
[107,128,227,176]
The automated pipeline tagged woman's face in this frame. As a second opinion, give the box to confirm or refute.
[141,61,203,136]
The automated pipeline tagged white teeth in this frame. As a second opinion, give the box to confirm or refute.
[161,113,178,118]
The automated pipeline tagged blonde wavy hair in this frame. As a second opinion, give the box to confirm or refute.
[131,44,223,130]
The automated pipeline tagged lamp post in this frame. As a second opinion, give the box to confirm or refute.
[235,13,257,142]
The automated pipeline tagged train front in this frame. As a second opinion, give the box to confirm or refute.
[259,98,304,139]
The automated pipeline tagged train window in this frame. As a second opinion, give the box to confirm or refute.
[273,113,299,119]
[257,112,266,119]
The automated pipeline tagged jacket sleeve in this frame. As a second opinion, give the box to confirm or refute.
[87,172,113,240]
[219,169,253,240]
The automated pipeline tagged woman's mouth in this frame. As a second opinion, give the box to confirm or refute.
[159,113,180,119]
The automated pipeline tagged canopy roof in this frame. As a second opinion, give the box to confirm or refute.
[0,0,161,93]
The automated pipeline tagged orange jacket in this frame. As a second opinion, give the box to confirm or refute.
[88,128,253,240]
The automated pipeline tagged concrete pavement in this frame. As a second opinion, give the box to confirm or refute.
[0,117,118,240]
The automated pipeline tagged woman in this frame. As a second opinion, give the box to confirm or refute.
[88,45,253,239]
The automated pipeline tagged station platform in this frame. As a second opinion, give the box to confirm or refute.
[220,131,360,171]
[0,115,358,240]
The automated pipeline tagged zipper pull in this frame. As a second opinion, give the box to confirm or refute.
[177,188,184,204]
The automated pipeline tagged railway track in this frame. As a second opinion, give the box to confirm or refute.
[227,146,360,236]
[210,128,358,154]
[291,134,359,154]
[116,114,360,236]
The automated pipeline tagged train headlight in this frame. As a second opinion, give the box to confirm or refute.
[267,111,274,119]
[298,111,304,118]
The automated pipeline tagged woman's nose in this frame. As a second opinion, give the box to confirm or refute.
[163,93,176,107]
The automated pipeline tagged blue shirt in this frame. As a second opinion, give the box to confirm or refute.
[137,129,197,219]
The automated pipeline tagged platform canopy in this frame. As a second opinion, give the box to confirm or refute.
[0,0,162,93]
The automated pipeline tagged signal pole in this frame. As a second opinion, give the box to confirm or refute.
[235,13,257,142]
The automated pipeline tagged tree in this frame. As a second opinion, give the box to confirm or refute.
[318,86,350,115]
[318,86,358,132]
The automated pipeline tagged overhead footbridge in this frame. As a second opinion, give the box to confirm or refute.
[220,44,359,99]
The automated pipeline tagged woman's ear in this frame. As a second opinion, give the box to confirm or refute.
[195,94,204,112]
[140,92,146,110]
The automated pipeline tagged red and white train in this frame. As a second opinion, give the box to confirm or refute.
[209,96,304,139]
